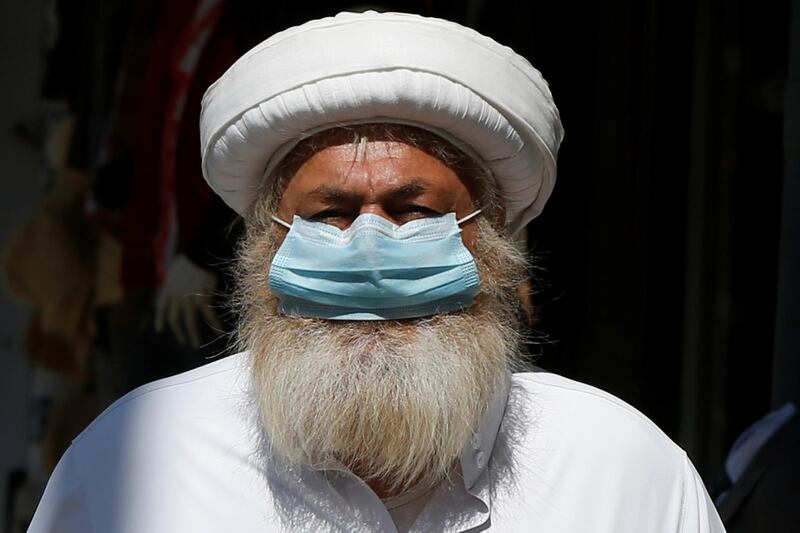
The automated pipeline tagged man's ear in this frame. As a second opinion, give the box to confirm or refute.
[518,278,536,326]
[493,202,508,234]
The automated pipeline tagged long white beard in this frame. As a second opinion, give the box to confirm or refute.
[237,218,527,494]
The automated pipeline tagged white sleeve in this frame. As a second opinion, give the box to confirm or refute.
[27,446,94,533]
[680,455,727,533]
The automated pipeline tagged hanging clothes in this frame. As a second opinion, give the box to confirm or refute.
[121,0,237,289]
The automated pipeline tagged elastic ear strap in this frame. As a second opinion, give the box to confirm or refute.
[271,215,292,229]
[457,209,483,226]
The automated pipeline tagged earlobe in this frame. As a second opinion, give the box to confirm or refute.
[518,278,536,326]
[495,203,508,234]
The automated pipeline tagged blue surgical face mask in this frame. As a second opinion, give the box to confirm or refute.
[268,210,482,320]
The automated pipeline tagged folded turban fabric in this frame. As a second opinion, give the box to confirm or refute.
[199,11,564,235]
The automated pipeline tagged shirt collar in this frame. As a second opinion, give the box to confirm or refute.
[459,372,511,490]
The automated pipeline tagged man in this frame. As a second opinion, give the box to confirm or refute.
[29,11,725,532]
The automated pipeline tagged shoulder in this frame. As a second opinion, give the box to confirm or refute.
[491,371,724,531]
[513,371,675,431]
[76,351,251,445]
[507,371,688,489]
[31,352,278,532]
[67,351,257,476]
[511,370,681,452]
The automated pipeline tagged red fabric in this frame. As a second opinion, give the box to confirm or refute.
[173,14,238,267]
[122,0,198,288]
[122,0,236,288]
[154,0,225,283]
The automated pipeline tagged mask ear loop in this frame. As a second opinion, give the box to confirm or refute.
[271,215,292,229]
[457,209,482,226]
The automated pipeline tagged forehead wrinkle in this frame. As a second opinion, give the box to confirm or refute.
[282,135,473,208]
[309,175,431,206]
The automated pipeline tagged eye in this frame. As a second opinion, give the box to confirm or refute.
[310,209,352,222]
[396,205,441,219]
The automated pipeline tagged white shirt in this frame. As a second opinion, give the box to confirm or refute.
[29,352,725,532]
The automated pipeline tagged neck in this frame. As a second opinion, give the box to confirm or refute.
[349,463,403,499]
[365,478,397,500]
[354,465,442,500]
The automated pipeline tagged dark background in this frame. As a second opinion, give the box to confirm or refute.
[0,0,796,531]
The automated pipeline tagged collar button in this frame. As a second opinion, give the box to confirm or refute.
[475,451,486,469]
[470,432,482,450]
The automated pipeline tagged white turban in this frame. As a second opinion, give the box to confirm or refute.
[200,11,564,235]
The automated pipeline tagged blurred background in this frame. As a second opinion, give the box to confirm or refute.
[0,0,797,531]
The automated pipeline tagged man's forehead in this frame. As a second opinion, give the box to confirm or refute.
[281,138,465,197]
[274,124,480,191]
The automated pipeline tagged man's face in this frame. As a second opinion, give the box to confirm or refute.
[275,139,481,249]
[238,127,526,496]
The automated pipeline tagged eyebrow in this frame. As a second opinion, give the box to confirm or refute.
[308,179,430,204]
[308,185,360,204]
[382,180,428,202]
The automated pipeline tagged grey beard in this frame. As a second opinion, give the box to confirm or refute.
[236,217,528,494]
